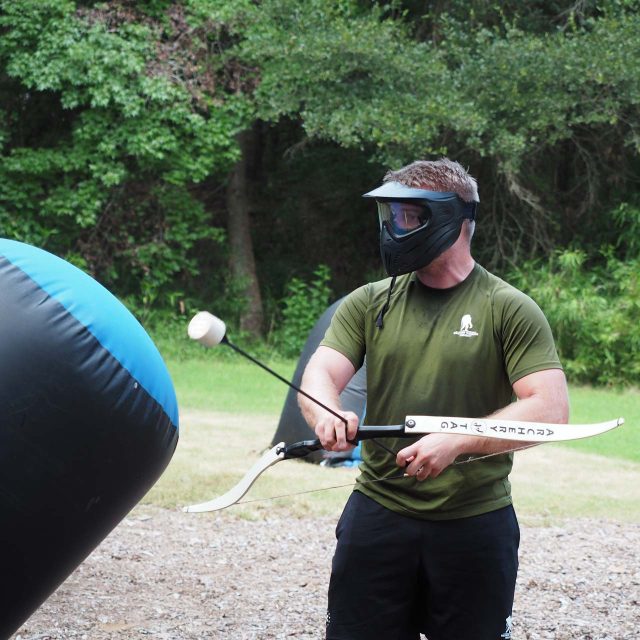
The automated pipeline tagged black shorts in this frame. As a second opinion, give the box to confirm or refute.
[326,491,519,640]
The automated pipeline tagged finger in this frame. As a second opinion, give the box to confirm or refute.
[405,458,422,477]
[344,412,360,442]
[416,465,430,481]
[334,418,349,450]
[407,453,431,477]
[317,421,336,449]
[396,444,418,467]
[402,455,416,470]
[404,461,429,481]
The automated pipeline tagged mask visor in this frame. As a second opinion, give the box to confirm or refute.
[377,201,431,237]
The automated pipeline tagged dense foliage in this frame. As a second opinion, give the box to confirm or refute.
[508,202,640,386]
[1,0,638,384]
[0,0,245,314]
[275,264,332,358]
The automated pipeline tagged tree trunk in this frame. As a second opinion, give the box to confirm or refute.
[226,125,264,336]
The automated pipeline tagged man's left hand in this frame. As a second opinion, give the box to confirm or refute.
[396,434,463,481]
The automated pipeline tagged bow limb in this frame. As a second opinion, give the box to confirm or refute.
[183,442,287,513]
[402,416,624,442]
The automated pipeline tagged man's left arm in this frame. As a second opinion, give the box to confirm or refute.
[397,368,569,481]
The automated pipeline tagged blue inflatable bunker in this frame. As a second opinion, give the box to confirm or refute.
[0,239,179,637]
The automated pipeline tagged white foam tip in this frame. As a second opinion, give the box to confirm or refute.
[188,311,226,347]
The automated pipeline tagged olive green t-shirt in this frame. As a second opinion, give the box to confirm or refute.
[321,264,562,520]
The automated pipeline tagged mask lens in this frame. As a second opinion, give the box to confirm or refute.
[378,201,430,236]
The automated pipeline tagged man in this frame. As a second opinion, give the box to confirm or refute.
[298,158,569,640]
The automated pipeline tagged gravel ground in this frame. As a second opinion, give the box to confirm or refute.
[10,506,640,640]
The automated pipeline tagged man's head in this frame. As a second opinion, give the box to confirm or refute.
[363,158,479,276]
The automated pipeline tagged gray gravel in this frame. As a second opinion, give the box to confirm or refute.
[11,507,640,640]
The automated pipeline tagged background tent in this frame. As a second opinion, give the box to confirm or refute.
[271,298,367,463]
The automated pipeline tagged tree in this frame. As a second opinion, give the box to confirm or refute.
[0,0,246,315]
[226,125,264,334]
[1,0,639,347]
[230,0,640,267]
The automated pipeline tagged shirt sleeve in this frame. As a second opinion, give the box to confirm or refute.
[496,287,563,384]
[320,285,369,370]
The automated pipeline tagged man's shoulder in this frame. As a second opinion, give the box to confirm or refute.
[476,265,548,322]
[474,265,533,304]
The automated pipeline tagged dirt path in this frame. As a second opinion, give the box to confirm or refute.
[11,506,640,640]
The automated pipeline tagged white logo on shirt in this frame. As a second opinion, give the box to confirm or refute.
[453,314,478,337]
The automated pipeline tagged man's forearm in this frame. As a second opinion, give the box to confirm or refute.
[298,365,344,426]
[453,388,570,457]
[298,349,361,451]
[298,347,357,432]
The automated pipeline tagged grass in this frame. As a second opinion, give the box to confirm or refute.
[510,445,640,524]
[564,386,639,462]
[167,356,294,414]
[146,352,640,522]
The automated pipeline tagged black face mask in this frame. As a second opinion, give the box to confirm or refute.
[362,182,478,327]
[363,182,477,277]
[378,196,476,276]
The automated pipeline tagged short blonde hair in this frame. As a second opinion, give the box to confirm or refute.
[384,158,479,203]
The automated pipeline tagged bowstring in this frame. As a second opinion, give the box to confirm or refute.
[236,472,408,506]
[454,442,541,464]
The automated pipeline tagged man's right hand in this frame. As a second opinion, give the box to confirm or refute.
[314,410,360,452]
[299,346,359,451]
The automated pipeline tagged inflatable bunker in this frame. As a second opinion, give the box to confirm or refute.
[0,239,179,638]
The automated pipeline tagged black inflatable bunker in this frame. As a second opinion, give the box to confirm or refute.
[0,239,179,638]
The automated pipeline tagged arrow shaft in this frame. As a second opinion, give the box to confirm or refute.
[225,339,348,426]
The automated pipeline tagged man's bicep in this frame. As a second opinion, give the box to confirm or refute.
[512,368,569,423]
[321,287,368,370]
[500,291,563,383]
[305,346,357,395]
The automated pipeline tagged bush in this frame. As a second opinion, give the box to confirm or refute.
[508,248,640,387]
[274,265,332,358]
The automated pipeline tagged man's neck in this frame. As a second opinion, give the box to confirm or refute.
[415,249,475,289]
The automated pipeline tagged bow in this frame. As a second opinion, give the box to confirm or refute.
[183,415,623,513]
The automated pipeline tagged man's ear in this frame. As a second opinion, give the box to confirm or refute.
[463,219,476,242]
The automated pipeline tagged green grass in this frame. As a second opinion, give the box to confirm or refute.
[167,356,295,414]
[562,386,639,462]
[510,445,640,524]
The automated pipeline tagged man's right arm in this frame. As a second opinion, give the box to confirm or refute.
[299,346,359,452]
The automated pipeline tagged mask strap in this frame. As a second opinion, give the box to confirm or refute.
[375,275,397,329]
